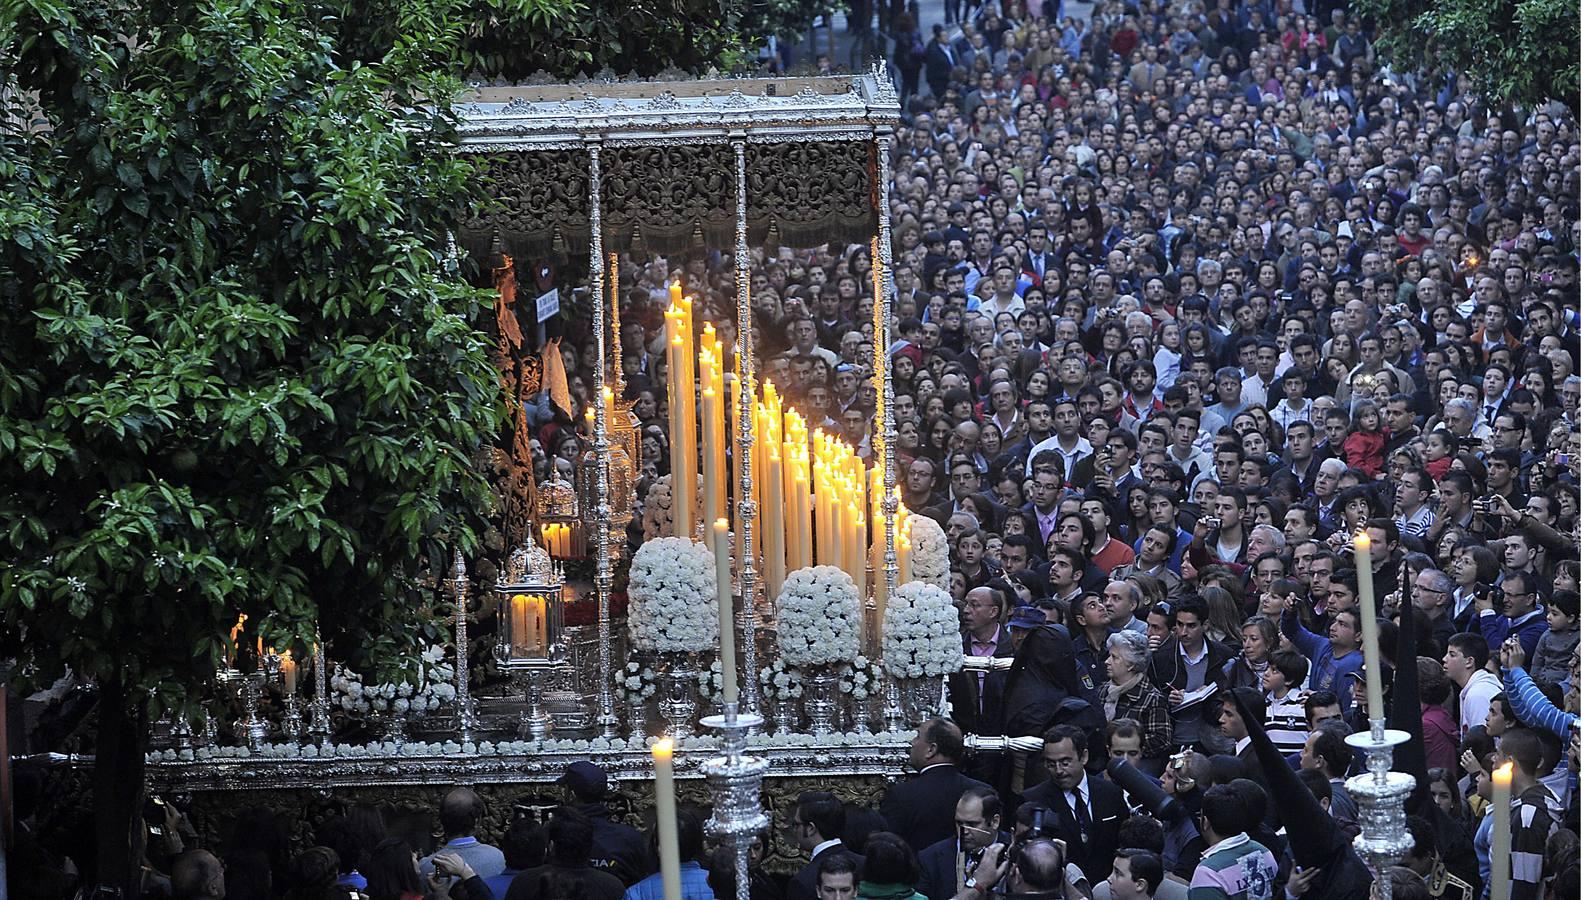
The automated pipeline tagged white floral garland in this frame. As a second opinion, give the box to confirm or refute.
[613,661,657,704]
[329,645,456,716]
[908,515,951,591]
[883,581,964,679]
[838,655,884,700]
[146,728,922,762]
[627,537,717,654]
[758,659,804,701]
[774,565,860,668]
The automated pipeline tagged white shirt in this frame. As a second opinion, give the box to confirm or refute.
[812,838,845,859]
[1067,774,1091,818]
[1459,668,1502,736]
[1027,434,1092,480]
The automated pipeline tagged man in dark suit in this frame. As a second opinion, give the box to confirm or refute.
[1019,724,1129,883]
[786,792,862,900]
[916,786,1005,900]
[880,719,991,853]
[949,584,1016,738]
[1216,687,1268,793]
[923,25,958,98]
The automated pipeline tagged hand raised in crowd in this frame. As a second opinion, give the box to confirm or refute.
[1287,866,1323,897]
[1500,636,1526,671]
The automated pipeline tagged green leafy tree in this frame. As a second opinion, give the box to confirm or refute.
[1354,0,1579,112]
[1,0,503,889]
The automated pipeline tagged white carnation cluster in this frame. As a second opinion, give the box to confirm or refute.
[758,659,804,701]
[628,537,718,654]
[774,566,860,667]
[696,659,728,702]
[641,476,675,541]
[908,516,951,590]
[838,655,884,700]
[613,661,657,704]
[883,582,964,679]
[329,645,457,716]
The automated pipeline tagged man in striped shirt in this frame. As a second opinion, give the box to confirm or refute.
[1501,728,1562,900]
[1187,785,1277,900]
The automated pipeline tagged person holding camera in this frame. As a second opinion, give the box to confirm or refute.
[950,837,1078,900]
[1475,571,1549,661]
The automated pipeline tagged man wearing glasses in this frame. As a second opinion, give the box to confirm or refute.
[1411,568,1460,651]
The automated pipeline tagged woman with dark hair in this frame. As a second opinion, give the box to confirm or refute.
[857,832,926,900]
[363,839,425,900]
[283,847,347,900]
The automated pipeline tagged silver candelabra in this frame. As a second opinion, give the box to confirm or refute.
[1344,719,1415,900]
[308,626,332,743]
[702,705,770,900]
[451,552,479,743]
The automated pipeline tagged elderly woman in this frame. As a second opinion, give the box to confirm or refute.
[1103,630,1173,770]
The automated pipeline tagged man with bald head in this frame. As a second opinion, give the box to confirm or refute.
[171,850,225,900]
[880,717,990,852]
[421,786,507,880]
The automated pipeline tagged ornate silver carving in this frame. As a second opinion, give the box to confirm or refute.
[732,137,761,721]
[587,141,619,740]
[451,552,479,742]
[1344,721,1416,900]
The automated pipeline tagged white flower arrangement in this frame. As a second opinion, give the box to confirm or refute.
[883,581,964,679]
[329,644,456,716]
[696,659,728,702]
[613,661,657,704]
[774,566,861,667]
[627,537,717,654]
[908,515,951,591]
[641,476,675,541]
[838,655,885,701]
[759,659,804,701]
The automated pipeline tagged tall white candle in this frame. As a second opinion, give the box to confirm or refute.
[652,740,683,900]
[1352,529,1385,719]
[713,519,738,705]
[1490,761,1512,900]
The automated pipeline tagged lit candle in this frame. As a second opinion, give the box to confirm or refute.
[765,440,785,598]
[280,651,298,693]
[227,613,248,668]
[898,530,913,585]
[1490,761,1513,900]
[1352,529,1385,719]
[713,519,738,705]
[510,593,546,655]
[652,740,683,900]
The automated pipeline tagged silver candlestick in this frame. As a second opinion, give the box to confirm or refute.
[1344,719,1415,900]
[450,551,479,743]
[217,668,269,750]
[308,626,332,743]
[702,706,770,900]
[281,694,305,742]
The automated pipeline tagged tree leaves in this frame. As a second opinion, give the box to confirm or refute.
[0,0,504,710]
[1355,0,1579,112]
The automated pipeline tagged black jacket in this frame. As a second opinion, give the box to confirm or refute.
[1146,636,1237,694]
[948,629,1017,737]
[1020,776,1130,883]
[576,802,648,886]
[880,764,991,853]
[787,843,862,900]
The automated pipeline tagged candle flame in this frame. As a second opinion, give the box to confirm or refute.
[652,738,674,759]
[1353,529,1371,549]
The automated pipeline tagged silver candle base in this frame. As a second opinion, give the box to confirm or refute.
[281,694,305,742]
[1344,719,1416,900]
[702,708,770,900]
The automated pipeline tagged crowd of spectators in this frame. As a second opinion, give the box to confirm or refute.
[12,0,1580,896]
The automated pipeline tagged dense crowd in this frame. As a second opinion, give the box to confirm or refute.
[14,0,1580,896]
